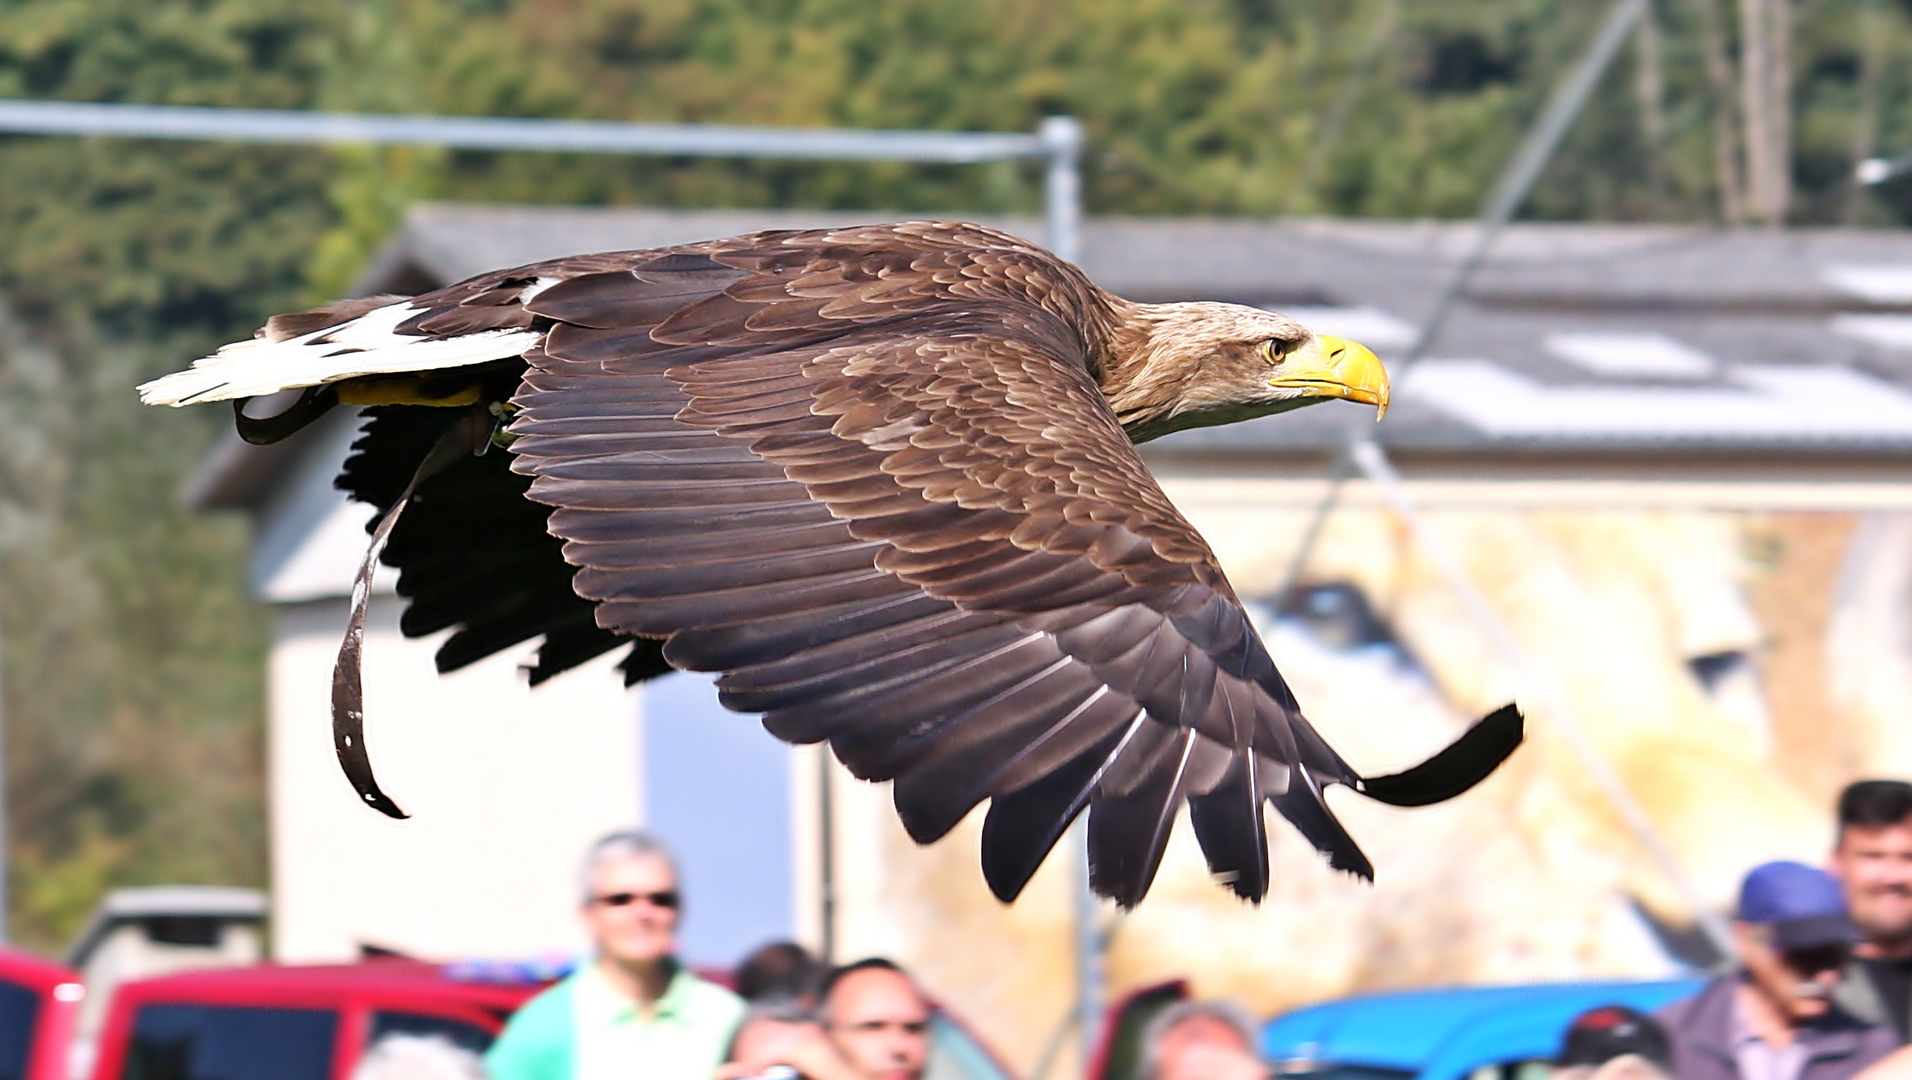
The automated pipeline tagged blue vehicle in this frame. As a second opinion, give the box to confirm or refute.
[1261,979,1707,1080]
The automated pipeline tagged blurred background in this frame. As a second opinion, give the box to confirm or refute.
[5,0,1912,1075]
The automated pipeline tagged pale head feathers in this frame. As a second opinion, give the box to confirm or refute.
[1099,301,1321,443]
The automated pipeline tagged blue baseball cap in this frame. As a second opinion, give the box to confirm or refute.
[1737,861,1860,950]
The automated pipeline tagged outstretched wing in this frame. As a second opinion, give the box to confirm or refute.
[484,225,1514,905]
[149,222,1520,905]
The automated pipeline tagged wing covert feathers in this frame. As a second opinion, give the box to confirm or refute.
[177,222,1521,906]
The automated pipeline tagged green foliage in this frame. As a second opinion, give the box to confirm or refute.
[0,0,334,951]
[0,0,1910,952]
[299,0,1912,253]
[0,300,274,950]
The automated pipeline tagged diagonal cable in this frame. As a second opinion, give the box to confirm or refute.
[1271,0,1651,596]
[1346,441,1737,963]
[1261,0,1732,961]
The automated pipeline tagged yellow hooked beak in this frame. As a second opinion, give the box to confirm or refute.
[1269,334,1391,421]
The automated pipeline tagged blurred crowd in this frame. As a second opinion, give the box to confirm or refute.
[358,827,947,1080]
[341,777,1912,1080]
[1487,778,1912,1080]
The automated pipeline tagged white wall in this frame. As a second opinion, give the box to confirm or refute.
[269,596,641,962]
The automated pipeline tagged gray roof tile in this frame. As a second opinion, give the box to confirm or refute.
[266,206,1912,483]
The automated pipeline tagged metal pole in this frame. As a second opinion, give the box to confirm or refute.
[0,548,7,943]
[818,750,836,966]
[0,100,1049,164]
[0,300,30,946]
[1037,111,1100,1074]
[1071,818,1100,1076]
[1041,116,1085,263]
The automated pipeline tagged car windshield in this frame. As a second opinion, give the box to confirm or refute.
[368,1010,496,1055]
[122,1003,337,1080]
[1279,1064,1418,1080]
[0,978,39,1080]
[1469,1061,1554,1080]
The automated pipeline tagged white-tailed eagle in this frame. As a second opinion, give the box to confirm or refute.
[142,221,1521,906]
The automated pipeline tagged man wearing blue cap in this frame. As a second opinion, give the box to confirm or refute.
[1659,862,1896,1080]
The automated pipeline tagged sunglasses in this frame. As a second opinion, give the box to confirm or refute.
[1780,946,1848,975]
[591,890,680,910]
[831,1020,933,1037]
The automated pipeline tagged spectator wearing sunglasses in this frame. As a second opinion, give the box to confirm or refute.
[487,830,745,1080]
[1657,862,1895,1080]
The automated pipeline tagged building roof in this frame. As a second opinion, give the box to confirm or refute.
[345,205,1912,455]
[187,206,1912,600]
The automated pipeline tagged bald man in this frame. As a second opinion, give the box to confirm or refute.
[818,961,933,1080]
[719,960,933,1080]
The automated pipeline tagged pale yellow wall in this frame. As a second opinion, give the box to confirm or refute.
[261,475,1912,1079]
[810,483,1912,1080]
[1828,514,1912,777]
[268,596,641,962]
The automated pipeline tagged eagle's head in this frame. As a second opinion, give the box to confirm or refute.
[1103,301,1390,444]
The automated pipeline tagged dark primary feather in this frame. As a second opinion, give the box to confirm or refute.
[308,221,1520,906]
[1188,754,1272,900]
[335,403,668,687]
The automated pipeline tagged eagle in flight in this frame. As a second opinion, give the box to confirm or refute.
[142,221,1521,907]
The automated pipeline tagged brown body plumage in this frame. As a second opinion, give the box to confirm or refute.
[142,221,1517,907]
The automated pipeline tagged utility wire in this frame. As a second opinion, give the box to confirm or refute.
[1263,0,1731,958]
[1284,0,1402,217]
[1272,0,1650,594]
[1406,0,1652,378]
[1347,443,1739,962]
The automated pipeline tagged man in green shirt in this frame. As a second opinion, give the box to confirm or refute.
[487,831,745,1080]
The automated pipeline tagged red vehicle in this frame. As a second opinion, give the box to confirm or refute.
[0,947,1024,1080]
[0,947,85,1080]
[1087,981,1192,1080]
[85,959,538,1080]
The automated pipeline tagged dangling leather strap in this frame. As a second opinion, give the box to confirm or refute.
[1356,703,1524,806]
[234,386,338,445]
[331,413,480,819]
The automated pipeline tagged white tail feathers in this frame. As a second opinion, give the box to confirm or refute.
[137,300,543,407]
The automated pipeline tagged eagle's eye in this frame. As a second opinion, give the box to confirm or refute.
[1260,339,1293,364]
